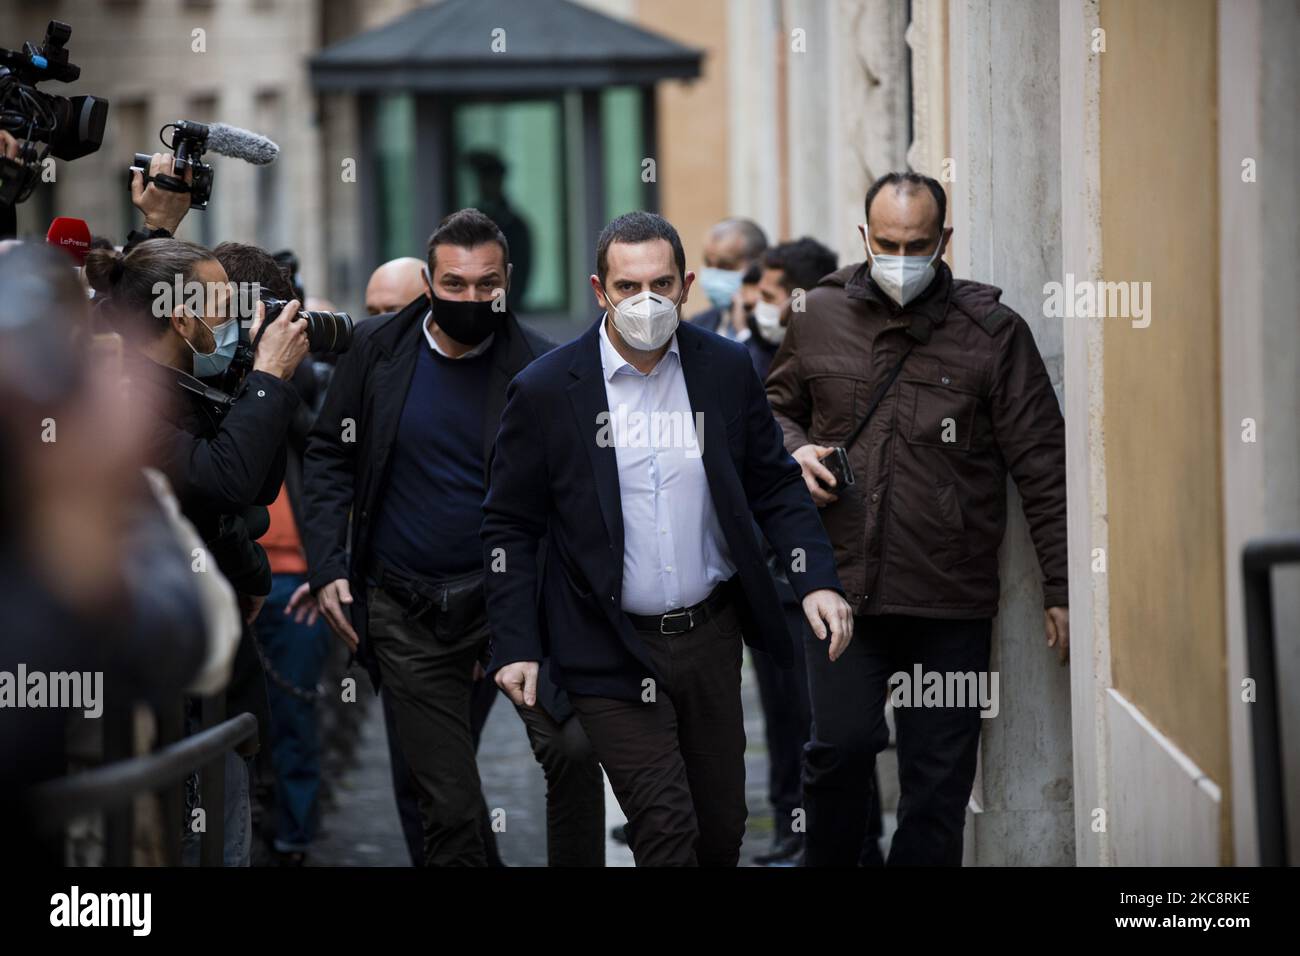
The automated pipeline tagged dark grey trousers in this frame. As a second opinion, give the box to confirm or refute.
[370,585,606,866]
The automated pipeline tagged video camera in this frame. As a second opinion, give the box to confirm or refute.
[0,20,109,206]
[131,121,215,211]
[129,119,278,212]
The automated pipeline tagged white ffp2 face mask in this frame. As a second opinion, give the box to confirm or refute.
[607,288,681,351]
[864,225,942,306]
[753,299,787,346]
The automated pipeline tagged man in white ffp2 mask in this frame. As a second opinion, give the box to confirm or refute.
[603,285,684,351]
[487,210,853,867]
[765,172,1069,867]
[742,237,839,383]
[857,196,952,307]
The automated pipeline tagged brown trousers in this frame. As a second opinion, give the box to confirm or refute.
[570,597,748,866]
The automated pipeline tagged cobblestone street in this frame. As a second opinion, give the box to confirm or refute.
[310,653,851,867]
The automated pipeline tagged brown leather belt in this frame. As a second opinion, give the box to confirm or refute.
[625,578,737,635]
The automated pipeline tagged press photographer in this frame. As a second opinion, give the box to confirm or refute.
[212,241,339,864]
[83,237,309,865]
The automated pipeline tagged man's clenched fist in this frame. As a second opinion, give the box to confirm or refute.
[495,660,540,708]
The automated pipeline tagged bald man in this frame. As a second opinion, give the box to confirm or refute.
[766,171,1067,867]
[365,257,426,317]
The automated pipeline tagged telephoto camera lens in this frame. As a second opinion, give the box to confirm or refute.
[302,308,354,354]
[261,297,354,355]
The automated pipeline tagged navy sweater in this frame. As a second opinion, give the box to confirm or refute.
[369,343,492,579]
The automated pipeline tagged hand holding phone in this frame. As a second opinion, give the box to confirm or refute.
[793,444,844,507]
[819,446,854,492]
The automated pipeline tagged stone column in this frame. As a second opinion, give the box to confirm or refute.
[948,0,1076,865]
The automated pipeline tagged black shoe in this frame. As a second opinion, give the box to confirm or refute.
[754,831,804,867]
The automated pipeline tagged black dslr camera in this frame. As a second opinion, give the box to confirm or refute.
[214,293,354,394]
[131,120,214,210]
[0,20,109,205]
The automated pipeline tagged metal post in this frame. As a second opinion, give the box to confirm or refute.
[156,695,186,867]
[581,89,607,270]
[102,695,134,866]
[197,694,227,867]
[1242,536,1299,866]
[415,94,451,255]
[357,93,381,275]
[640,86,659,213]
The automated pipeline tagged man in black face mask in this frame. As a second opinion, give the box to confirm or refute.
[299,209,605,866]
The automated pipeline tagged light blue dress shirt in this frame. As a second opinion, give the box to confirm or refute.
[598,318,736,616]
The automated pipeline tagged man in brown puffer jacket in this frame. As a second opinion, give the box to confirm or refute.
[766,172,1068,866]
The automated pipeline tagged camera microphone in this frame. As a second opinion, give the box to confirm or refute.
[130,120,278,211]
[204,123,278,166]
[46,215,90,265]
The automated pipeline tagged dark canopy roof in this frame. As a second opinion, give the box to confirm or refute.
[310,0,704,93]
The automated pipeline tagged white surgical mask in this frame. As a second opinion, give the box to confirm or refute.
[606,288,681,351]
[753,299,786,346]
[864,225,942,306]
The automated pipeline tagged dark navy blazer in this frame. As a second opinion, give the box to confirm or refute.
[482,317,843,702]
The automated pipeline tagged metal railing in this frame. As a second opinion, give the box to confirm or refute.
[28,695,257,866]
[1242,533,1300,867]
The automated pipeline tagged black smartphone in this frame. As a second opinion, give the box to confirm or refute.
[818,446,855,491]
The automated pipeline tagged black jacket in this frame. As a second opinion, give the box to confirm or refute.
[129,354,297,593]
[481,318,844,702]
[301,295,554,692]
[128,354,299,750]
